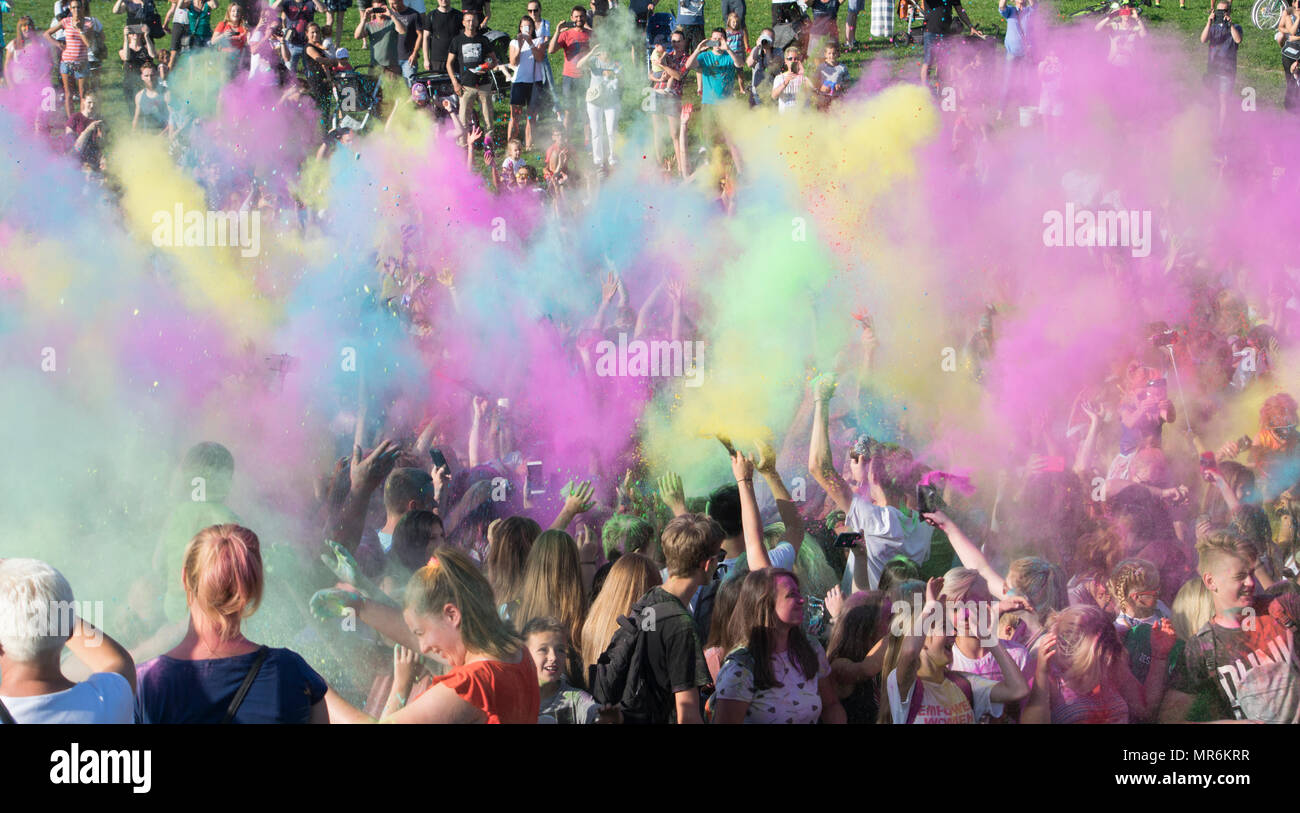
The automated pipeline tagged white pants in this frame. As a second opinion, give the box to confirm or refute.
[586,102,618,166]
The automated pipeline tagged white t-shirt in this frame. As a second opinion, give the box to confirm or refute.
[510,35,546,83]
[714,638,832,723]
[949,639,1029,681]
[717,540,798,582]
[0,672,134,724]
[886,668,1002,724]
[841,497,933,592]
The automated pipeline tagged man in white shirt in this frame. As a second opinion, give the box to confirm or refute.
[0,558,136,724]
[807,375,932,592]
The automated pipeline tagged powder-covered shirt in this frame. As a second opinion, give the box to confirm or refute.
[949,639,1029,681]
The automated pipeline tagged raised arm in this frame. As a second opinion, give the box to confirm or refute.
[550,479,596,531]
[755,438,804,556]
[808,375,854,513]
[681,38,708,71]
[657,471,688,517]
[986,640,1031,704]
[1072,399,1103,475]
[65,617,137,693]
[922,510,1007,598]
[1021,631,1056,724]
[729,447,769,570]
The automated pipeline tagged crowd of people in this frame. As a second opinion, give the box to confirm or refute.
[2,0,1300,729]
[2,0,1296,196]
[2,304,1298,723]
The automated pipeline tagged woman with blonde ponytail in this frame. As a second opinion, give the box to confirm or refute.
[312,546,539,723]
[136,524,334,723]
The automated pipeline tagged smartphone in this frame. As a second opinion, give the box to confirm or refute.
[526,460,544,495]
[916,483,943,515]
[834,531,864,548]
[497,397,511,410]
[429,447,450,474]
[126,23,147,34]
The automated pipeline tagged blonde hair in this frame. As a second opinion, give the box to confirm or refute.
[405,546,520,661]
[876,580,926,724]
[660,514,724,578]
[580,552,661,672]
[1107,558,1159,615]
[1049,605,1123,691]
[1196,530,1252,575]
[182,524,264,641]
[515,530,587,647]
[1006,557,1066,625]
[941,567,989,602]
[1170,577,1214,640]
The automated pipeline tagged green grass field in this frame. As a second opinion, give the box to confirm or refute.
[4,0,1291,147]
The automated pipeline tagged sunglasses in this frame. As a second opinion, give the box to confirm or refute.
[1128,590,1159,599]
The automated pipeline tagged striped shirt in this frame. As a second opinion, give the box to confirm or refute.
[60,16,88,62]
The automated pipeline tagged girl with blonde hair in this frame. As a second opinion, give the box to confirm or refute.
[580,552,661,676]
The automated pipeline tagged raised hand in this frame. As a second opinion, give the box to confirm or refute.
[351,439,401,494]
[812,372,838,403]
[393,644,420,689]
[1036,631,1058,681]
[825,584,845,621]
[665,277,684,304]
[657,471,686,515]
[1149,618,1177,659]
[561,479,596,514]
[320,540,364,591]
[754,437,778,475]
[310,587,361,620]
[730,448,755,483]
[600,271,619,304]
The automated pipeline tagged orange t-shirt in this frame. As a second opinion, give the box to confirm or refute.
[423,653,540,724]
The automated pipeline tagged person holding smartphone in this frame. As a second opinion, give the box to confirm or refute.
[1201,1,1242,126]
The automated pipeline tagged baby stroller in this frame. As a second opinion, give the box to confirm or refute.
[410,70,462,121]
[328,70,383,132]
[891,0,924,46]
[645,11,675,71]
[772,12,808,54]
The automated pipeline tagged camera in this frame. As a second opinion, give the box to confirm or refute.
[916,482,943,515]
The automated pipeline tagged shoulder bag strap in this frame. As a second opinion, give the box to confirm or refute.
[223,646,271,724]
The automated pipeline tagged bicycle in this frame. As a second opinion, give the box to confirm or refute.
[1252,0,1285,30]
[1068,0,1146,18]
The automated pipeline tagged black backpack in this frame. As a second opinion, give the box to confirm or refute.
[590,597,689,724]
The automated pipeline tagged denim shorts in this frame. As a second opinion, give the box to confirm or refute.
[60,60,88,80]
[922,31,943,66]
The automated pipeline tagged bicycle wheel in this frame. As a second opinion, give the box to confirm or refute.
[1070,2,1112,17]
[1254,0,1283,30]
